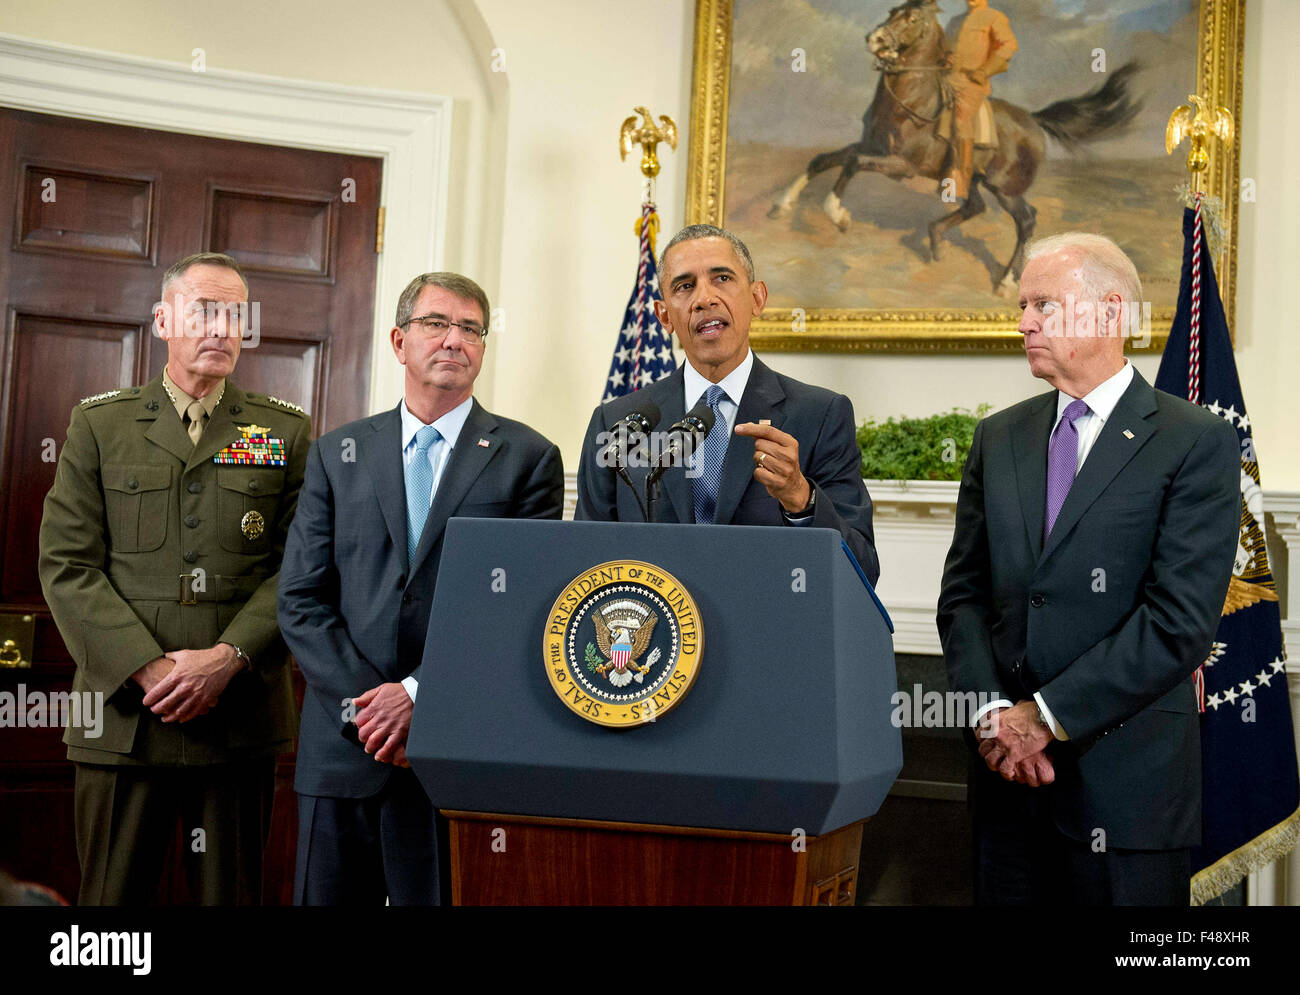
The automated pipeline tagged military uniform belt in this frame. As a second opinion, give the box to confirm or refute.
[111,574,264,605]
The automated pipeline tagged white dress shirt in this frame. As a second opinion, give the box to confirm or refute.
[974,361,1135,740]
[683,348,754,435]
[398,395,474,701]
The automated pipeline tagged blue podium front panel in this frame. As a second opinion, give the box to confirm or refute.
[408,519,901,836]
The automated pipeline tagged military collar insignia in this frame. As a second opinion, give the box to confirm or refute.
[160,377,225,411]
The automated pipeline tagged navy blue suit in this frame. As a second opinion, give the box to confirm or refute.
[574,357,879,585]
[938,370,1239,903]
[278,399,563,903]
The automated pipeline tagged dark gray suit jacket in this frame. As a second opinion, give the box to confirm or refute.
[278,399,564,798]
[574,357,880,585]
[937,370,1240,850]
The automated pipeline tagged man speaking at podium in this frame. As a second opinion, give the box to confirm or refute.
[575,224,879,585]
[278,272,564,905]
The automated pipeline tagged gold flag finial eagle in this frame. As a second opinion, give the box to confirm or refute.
[1166,94,1233,189]
[619,106,678,178]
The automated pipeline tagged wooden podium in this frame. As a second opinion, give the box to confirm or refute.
[409,520,900,907]
[445,811,866,906]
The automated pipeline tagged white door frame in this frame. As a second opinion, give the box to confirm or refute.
[0,33,452,414]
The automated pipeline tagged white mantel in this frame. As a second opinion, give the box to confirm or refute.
[561,473,1297,662]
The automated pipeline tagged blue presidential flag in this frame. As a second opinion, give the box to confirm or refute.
[603,202,676,402]
[1155,201,1300,903]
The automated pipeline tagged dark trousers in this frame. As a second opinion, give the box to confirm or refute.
[972,775,1190,906]
[74,759,275,906]
[294,767,449,906]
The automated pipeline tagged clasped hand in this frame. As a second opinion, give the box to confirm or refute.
[977,701,1055,787]
[352,683,413,768]
[137,644,245,723]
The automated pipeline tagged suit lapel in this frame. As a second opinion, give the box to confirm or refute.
[1011,391,1057,561]
[715,357,785,526]
[410,400,501,574]
[139,377,192,465]
[1041,372,1159,562]
[362,406,408,566]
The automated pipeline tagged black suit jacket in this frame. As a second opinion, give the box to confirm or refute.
[278,399,564,798]
[937,370,1240,850]
[574,357,880,585]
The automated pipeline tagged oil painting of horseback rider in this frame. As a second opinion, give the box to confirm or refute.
[687,0,1239,350]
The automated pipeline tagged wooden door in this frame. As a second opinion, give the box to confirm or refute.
[0,108,382,904]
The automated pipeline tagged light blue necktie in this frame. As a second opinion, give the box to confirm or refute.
[691,384,729,525]
[405,424,442,562]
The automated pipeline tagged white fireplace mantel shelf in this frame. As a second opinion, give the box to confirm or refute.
[563,473,1296,662]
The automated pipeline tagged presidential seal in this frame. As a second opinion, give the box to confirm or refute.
[544,560,702,728]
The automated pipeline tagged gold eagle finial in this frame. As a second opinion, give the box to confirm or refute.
[1166,94,1233,189]
[1222,576,1279,617]
[619,106,678,178]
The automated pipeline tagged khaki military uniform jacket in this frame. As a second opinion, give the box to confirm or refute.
[38,375,310,766]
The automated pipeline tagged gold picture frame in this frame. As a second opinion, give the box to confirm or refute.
[686,0,1245,353]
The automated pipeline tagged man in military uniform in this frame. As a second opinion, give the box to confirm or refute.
[944,0,1018,200]
[39,252,310,905]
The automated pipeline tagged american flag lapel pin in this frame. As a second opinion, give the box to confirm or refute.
[477,438,490,447]
[1123,429,1135,439]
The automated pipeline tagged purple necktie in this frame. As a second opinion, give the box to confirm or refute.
[1044,399,1090,539]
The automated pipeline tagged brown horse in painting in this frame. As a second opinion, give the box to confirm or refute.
[768,0,1142,295]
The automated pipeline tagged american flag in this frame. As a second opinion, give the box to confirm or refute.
[1155,197,1299,903]
[603,202,676,402]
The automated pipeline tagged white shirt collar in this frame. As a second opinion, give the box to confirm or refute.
[684,349,755,411]
[1056,360,1134,424]
[400,395,474,451]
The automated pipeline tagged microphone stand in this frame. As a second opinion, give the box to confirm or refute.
[645,469,663,525]
[617,462,649,522]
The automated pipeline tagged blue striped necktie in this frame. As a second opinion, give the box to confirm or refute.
[692,384,729,525]
[406,424,442,562]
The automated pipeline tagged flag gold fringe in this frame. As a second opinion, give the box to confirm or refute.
[1191,801,1300,905]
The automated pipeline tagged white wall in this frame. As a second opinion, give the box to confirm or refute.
[2,0,1295,487]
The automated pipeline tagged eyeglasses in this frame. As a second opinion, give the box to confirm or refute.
[403,314,487,344]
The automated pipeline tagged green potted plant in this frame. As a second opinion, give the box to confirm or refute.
[857,405,990,483]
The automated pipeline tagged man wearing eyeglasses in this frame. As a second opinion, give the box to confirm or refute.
[278,272,564,905]
[39,252,310,904]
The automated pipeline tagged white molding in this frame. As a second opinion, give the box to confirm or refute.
[0,33,453,418]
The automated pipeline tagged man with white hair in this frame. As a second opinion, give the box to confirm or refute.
[938,231,1240,904]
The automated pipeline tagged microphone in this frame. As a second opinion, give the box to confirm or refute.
[597,402,660,468]
[649,400,716,480]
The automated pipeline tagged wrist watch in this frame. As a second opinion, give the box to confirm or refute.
[227,643,251,669]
